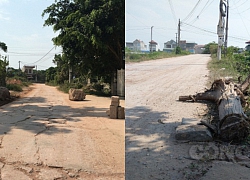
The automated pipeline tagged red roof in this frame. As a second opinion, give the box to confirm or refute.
[149,40,158,45]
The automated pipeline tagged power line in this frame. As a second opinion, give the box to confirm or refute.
[168,0,177,25]
[182,22,217,34]
[230,0,248,10]
[232,0,250,37]
[182,0,202,23]
[126,28,150,31]
[188,0,215,24]
[31,46,56,65]
[182,22,249,42]
[126,10,149,27]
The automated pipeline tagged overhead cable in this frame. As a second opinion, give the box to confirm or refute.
[182,0,202,23]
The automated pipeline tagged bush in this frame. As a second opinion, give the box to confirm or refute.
[6,84,23,92]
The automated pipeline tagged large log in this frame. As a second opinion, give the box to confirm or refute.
[179,79,250,142]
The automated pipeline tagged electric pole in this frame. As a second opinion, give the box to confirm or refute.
[36,65,37,82]
[18,61,21,70]
[150,26,154,52]
[175,33,178,47]
[217,0,227,60]
[178,19,181,47]
[224,0,229,57]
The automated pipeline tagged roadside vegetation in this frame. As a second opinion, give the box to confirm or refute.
[0,1,124,97]
[125,47,190,62]
[206,42,250,83]
[205,42,250,143]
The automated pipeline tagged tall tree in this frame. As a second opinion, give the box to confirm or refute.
[42,0,124,80]
[0,42,7,86]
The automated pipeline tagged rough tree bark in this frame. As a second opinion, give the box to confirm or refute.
[179,78,250,142]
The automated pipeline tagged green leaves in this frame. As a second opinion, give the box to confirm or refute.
[42,0,124,80]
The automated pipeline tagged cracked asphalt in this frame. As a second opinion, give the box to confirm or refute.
[0,84,124,180]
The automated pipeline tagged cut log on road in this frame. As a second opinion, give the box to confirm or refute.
[179,79,250,142]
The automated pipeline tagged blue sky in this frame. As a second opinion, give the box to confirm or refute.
[126,0,250,50]
[0,0,61,70]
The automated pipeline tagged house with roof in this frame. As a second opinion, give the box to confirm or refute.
[126,39,147,52]
[133,39,147,51]
[126,42,134,51]
[149,40,158,52]
[22,65,35,80]
[163,40,177,52]
[179,40,197,53]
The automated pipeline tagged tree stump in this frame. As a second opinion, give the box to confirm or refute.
[179,79,250,142]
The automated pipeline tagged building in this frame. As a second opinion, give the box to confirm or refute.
[126,42,134,51]
[163,40,177,52]
[149,40,158,52]
[22,65,35,80]
[179,40,197,53]
[126,39,147,52]
[194,45,205,54]
[133,39,147,51]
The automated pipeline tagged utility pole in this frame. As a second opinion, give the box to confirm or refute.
[36,65,37,82]
[18,61,21,70]
[175,33,178,47]
[150,26,154,52]
[217,0,227,60]
[178,19,181,46]
[224,0,229,57]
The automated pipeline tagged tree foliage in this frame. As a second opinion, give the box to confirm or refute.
[203,42,218,55]
[0,42,8,86]
[42,0,124,81]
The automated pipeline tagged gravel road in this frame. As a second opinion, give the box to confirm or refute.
[126,54,250,180]
[126,54,212,179]
[0,84,124,180]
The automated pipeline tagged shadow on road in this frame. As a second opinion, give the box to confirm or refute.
[125,106,196,180]
[0,96,110,136]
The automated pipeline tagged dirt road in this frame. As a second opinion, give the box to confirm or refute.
[126,54,250,180]
[0,84,124,180]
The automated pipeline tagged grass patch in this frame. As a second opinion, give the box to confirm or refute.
[125,51,190,63]
[6,84,23,92]
[207,56,239,84]
[54,82,111,97]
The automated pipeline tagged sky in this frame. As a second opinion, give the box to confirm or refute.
[126,0,250,51]
[0,0,61,70]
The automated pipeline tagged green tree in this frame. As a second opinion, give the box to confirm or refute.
[203,42,218,55]
[175,46,181,54]
[45,67,57,83]
[42,0,124,82]
[0,42,8,86]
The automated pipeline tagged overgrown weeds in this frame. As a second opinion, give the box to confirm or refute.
[125,50,190,63]
[6,77,32,92]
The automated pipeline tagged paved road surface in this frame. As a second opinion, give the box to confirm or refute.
[0,84,124,180]
[126,54,213,179]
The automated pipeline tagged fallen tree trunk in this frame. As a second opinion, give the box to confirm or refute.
[179,79,250,142]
